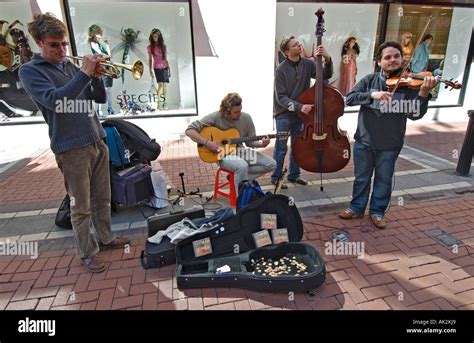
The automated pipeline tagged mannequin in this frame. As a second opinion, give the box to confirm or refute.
[88,24,115,115]
[147,28,170,110]
[340,37,359,95]
[400,32,414,67]
[411,34,433,73]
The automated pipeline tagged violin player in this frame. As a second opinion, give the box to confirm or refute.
[338,41,437,229]
[272,36,334,189]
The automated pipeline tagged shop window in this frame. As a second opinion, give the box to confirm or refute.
[382,4,472,106]
[66,0,197,117]
[0,0,47,122]
[276,2,382,96]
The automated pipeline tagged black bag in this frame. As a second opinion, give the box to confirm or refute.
[236,179,265,211]
[102,118,161,163]
[175,194,326,293]
[55,194,72,230]
[140,206,206,269]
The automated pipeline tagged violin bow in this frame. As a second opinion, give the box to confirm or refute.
[389,16,433,95]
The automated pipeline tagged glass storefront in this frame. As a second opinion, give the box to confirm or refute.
[0,0,197,124]
[0,0,44,121]
[276,1,473,107]
[66,0,197,117]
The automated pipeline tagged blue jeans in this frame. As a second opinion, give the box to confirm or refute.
[271,118,304,181]
[350,142,400,217]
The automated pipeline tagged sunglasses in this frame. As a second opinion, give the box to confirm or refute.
[46,41,69,48]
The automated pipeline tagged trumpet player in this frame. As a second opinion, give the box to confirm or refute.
[19,13,130,273]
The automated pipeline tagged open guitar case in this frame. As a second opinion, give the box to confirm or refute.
[175,194,326,293]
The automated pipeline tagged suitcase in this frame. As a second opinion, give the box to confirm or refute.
[175,194,326,293]
[111,163,153,206]
[140,206,206,269]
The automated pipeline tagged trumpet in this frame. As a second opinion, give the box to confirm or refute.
[66,55,144,80]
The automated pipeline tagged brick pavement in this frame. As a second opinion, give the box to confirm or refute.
[1,120,464,206]
[0,120,473,310]
[0,194,473,310]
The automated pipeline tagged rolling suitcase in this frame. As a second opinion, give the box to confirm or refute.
[111,163,153,206]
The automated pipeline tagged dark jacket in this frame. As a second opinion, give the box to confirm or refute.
[346,71,431,151]
[274,56,333,121]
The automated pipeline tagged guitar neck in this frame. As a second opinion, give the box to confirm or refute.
[230,134,276,145]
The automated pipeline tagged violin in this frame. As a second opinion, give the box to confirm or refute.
[386,71,462,93]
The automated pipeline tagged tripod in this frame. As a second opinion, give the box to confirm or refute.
[173,172,205,205]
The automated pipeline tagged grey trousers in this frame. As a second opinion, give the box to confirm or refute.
[218,148,276,190]
[55,140,114,259]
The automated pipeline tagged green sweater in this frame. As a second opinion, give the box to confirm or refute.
[186,111,256,147]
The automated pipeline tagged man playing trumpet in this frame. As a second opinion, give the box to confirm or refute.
[19,13,129,273]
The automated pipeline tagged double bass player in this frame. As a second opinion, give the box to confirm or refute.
[271,35,333,189]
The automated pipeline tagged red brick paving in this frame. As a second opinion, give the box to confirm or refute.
[2,120,458,206]
[1,120,473,310]
[0,194,472,310]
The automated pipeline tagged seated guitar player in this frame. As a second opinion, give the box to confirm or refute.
[185,93,276,191]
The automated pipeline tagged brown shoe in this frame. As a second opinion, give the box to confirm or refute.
[371,215,386,229]
[338,208,363,220]
[100,236,131,250]
[82,255,106,273]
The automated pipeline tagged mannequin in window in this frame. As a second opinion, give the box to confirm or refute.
[88,24,115,115]
[400,32,414,68]
[147,28,170,110]
[411,34,433,73]
[340,37,359,95]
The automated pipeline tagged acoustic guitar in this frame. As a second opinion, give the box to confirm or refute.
[197,127,288,163]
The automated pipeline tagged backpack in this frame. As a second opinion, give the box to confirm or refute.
[104,126,130,168]
[236,180,265,211]
[102,119,161,163]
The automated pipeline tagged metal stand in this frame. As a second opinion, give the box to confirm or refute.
[173,172,204,205]
[455,110,474,176]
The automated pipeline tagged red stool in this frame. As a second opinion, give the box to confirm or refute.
[213,167,236,207]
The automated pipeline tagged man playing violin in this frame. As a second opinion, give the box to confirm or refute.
[186,93,276,191]
[272,36,333,189]
[19,13,129,273]
[339,41,437,229]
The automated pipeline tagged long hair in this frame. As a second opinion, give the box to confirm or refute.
[149,28,167,60]
[341,37,360,56]
[219,93,242,118]
[400,32,414,50]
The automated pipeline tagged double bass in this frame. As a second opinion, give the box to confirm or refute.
[293,8,350,176]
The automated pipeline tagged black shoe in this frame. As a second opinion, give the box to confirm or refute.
[271,180,288,189]
[288,177,308,185]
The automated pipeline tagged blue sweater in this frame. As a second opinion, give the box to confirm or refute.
[19,53,107,154]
